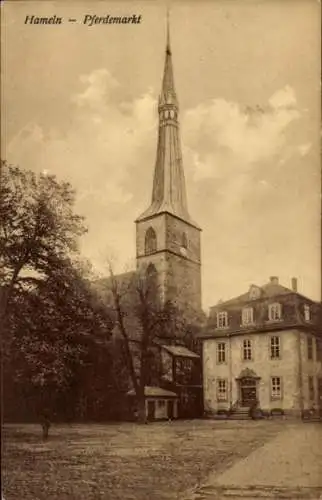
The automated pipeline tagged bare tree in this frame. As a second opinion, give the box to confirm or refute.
[106,262,161,423]
[101,256,206,423]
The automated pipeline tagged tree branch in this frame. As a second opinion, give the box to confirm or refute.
[108,263,140,397]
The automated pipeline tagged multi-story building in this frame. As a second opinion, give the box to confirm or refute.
[201,276,322,417]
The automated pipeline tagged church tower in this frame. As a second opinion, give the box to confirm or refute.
[135,19,202,317]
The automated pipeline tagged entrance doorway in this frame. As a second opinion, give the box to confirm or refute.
[240,378,257,407]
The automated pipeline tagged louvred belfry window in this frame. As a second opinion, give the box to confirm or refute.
[145,227,157,254]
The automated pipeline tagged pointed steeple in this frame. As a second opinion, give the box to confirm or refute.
[160,10,177,106]
[137,14,199,228]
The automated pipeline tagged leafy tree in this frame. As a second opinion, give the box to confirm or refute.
[0,160,114,436]
[0,159,86,323]
[4,258,114,431]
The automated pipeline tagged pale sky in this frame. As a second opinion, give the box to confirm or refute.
[2,0,321,310]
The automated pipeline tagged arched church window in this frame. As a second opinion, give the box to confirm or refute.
[145,227,157,255]
[146,263,157,281]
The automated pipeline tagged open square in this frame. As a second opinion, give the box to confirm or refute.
[1,419,305,500]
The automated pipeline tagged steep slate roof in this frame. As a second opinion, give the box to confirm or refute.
[213,282,291,309]
[127,386,178,398]
[211,280,317,311]
[203,278,322,339]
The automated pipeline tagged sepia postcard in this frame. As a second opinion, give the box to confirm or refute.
[1,1,322,499]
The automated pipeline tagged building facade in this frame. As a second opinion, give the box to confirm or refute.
[201,277,322,417]
[127,386,179,421]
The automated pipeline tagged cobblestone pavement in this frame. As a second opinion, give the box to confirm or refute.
[187,422,322,500]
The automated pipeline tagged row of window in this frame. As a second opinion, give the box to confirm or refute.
[145,227,188,255]
[216,303,311,328]
[216,376,317,401]
[216,335,317,363]
[216,337,281,363]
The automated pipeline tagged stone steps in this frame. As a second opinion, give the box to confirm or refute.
[229,407,251,420]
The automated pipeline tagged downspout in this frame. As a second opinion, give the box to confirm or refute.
[229,334,233,407]
[295,295,304,417]
[297,330,304,417]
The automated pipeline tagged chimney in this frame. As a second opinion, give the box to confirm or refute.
[270,276,279,285]
[291,277,298,292]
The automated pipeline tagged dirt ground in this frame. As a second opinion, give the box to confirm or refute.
[190,421,322,499]
[2,419,287,500]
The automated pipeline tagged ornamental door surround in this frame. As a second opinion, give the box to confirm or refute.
[236,368,261,407]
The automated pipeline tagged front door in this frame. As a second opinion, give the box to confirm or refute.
[147,401,155,420]
[240,378,257,406]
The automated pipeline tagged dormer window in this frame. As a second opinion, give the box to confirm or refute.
[145,227,157,255]
[242,307,254,325]
[217,311,228,328]
[249,285,261,300]
[304,304,311,322]
[268,302,282,321]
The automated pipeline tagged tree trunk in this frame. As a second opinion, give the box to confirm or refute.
[137,397,147,424]
[41,421,50,440]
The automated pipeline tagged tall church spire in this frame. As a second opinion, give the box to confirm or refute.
[137,14,198,228]
[161,10,176,105]
[135,12,202,315]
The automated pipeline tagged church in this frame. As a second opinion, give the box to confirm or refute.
[135,26,202,322]
[96,22,204,421]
